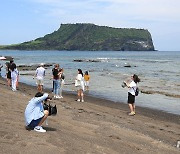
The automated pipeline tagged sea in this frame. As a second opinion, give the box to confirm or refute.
[0,50,180,115]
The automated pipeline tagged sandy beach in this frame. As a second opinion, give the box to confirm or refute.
[0,77,179,154]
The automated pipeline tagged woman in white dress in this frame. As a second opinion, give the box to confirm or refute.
[75,69,85,102]
[11,63,19,91]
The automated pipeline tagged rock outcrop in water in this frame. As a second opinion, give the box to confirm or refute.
[0,23,155,51]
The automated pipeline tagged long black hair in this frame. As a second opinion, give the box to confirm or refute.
[85,71,88,75]
[133,74,140,83]
[10,63,16,71]
[78,69,83,76]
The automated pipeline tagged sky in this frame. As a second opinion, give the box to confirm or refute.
[0,0,180,51]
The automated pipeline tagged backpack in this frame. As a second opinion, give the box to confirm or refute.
[133,87,139,96]
[61,73,65,80]
[43,103,57,116]
[135,87,139,96]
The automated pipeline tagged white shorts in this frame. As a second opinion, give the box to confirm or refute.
[36,79,44,86]
[84,81,89,87]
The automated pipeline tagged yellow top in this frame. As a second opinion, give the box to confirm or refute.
[84,75,90,81]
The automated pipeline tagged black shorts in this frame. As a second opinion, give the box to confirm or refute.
[7,71,11,79]
[28,117,43,129]
[128,92,135,104]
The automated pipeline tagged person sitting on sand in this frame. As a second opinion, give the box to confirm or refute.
[33,63,45,92]
[124,74,140,116]
[24,92,50,133]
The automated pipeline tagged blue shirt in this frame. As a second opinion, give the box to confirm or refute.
[24,93,48,126]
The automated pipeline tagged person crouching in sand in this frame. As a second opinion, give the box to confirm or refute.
[123,74,140,116]
[24,92,50,132]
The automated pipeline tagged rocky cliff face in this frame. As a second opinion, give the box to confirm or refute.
[1,23,155,51]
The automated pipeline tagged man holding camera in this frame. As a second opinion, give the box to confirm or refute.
[24,92,50,133]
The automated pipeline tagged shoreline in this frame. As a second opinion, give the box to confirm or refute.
[0,77,180,153]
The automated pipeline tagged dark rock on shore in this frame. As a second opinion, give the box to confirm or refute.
[17,63,54,71]
[73,59,101,62]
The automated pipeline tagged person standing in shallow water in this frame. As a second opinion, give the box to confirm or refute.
[124,74,140,116]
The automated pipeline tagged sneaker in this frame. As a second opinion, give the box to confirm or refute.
[59,96,63,99]
[56,95,61,99]
[34,126,46,133]
[81,99,84,102]
[128,112,135,116]
[76,99,80,102]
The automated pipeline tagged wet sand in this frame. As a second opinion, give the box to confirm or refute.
[0,77,179,154]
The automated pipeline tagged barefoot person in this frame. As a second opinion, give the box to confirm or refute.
[84,71,90,91]
[124,74,140,116]
[34,63,45,92]
[24,92,50,132]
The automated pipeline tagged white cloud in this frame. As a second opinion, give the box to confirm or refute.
[30,0,180,24]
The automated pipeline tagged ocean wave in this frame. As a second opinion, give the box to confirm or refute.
[137,59,173,63]
[141,89,180,98]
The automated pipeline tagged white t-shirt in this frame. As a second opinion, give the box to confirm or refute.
[128,81,137,96]
[36,66,45,80]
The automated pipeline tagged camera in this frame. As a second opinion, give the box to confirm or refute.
[121,81,127,88]
[45,96,52,102]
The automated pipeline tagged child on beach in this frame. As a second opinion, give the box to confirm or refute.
[75,69,85,102]
[124,74,140,116]
[84,71,90,91]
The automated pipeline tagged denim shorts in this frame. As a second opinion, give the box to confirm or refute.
[28,117,43,129]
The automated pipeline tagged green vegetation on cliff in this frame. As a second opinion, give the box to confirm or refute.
[1,23,155,51]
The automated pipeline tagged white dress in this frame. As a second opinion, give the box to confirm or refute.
[75,74,85,91]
